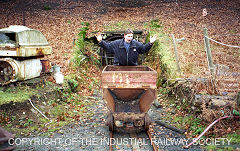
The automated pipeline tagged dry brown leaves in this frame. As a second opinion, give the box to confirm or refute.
[0,0,239,95]
[200,99,239,137]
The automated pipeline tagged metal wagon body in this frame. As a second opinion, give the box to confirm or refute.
[102,65,157,133]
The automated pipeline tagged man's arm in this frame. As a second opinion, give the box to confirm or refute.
[99,40,114,54]
[95,32,114,53]
[137,35,157,54]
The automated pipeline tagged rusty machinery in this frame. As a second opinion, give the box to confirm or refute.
[102,65,157,133]
[0,25,52,85]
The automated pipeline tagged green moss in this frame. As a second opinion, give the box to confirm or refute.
[103,21,136,31]
[206,144,217,150]
[50,105,66,117]
[224,132,240,144]
[48,127,61,132]
[73,22,100,68]
[144,20,179,87]
[0,86,39,105]
[43,5,52,11]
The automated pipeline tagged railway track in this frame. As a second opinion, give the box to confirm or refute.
[109,127,159,151]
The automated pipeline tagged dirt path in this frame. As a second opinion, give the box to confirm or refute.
[13,91,203,151]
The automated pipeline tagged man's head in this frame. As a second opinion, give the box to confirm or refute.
[124,29,133,43]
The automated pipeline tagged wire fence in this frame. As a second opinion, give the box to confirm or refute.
[171,27,240,95]
[204,36,240,49]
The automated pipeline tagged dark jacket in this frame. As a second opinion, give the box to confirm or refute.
[99,38,153,66]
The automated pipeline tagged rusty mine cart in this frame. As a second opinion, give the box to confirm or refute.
[102,65,157,133]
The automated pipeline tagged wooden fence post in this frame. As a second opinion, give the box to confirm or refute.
[203,28,214,76]
[172,34,181,74]
[204,28,218,93]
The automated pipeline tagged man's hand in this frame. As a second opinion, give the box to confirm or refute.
[95,32,102,42]
[150,35,157,44]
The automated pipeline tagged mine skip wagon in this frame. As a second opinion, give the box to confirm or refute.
[102,65,157,133]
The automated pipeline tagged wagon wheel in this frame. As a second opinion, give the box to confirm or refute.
[106,113,114,131]
[144,114,152,130]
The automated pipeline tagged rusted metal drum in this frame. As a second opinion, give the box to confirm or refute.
[102,65,157,132]
[0,58,42,85]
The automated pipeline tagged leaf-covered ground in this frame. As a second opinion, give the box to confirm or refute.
[1,0,239,95]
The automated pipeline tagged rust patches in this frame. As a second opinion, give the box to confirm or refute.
[112,112,147,132]
[0,47,17,51]
[139,89,156,112]
[113,113,145,126]
[40,60,52,73]
[36,48,44,56]
[0,60,14,85]
[103,88,115,112]
[16,47,20,56]
[1,46,51,57]
[102,65,157,89]
[111,89,143,101]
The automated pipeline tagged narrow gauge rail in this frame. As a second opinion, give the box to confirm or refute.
[109,129,159,151]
